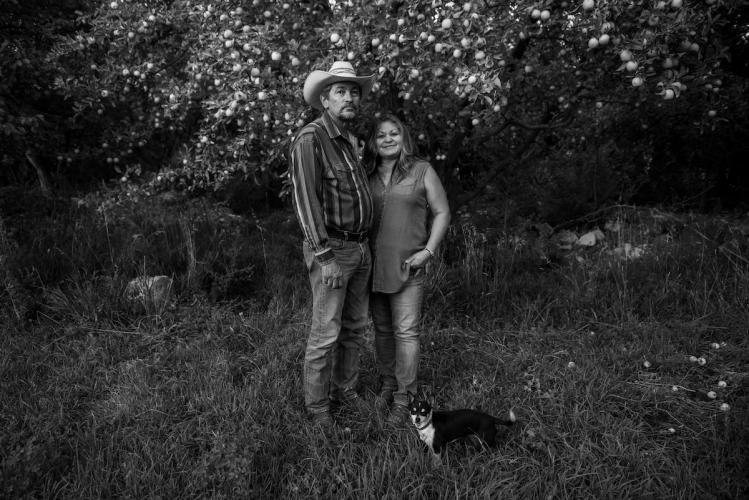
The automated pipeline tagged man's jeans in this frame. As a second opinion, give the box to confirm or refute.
[303,238,371,415]
[370,271,425,407]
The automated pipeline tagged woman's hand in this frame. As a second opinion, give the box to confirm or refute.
[402,249,432,271]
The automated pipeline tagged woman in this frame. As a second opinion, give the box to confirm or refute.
[364,114,451,424]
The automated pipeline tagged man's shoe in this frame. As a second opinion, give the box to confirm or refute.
[342,395,370,416]
[387,403,410,426]
[311,411,334,432]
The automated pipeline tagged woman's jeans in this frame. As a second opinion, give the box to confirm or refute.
[303,238,371,415]
[370,271,425,407]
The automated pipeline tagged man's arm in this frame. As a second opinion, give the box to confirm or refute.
[289,132,343,288]
[289,133,334,263]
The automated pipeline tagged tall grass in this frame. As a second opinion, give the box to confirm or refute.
[1,193,747,498]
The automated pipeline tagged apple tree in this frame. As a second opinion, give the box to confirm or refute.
[22,0,749,209]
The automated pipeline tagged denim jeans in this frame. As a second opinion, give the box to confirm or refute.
[303,238,371,415]
[370,271,425,407]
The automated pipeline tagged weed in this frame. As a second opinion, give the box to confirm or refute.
[1,196,747,498]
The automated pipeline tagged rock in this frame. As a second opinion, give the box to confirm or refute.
[611,243,646,259]
[576,229,605,246]
[604,219,622,232]
[125,275,173,309]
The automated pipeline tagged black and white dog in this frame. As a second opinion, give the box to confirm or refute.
[408,390,516,464]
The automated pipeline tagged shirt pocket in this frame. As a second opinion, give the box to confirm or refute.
[326,162,356,192]
[391,177,416,195]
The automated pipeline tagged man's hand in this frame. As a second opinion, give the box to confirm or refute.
[321,260,343,289]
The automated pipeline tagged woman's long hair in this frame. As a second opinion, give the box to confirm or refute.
[363,114,418,182]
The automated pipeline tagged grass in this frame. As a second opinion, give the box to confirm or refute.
[1,192,748,498]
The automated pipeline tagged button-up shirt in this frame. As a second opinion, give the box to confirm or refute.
[289,111,373,263]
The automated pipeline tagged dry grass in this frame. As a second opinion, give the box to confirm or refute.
[1,196,747,498]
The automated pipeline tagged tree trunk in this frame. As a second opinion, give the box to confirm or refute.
[24,150,52,195]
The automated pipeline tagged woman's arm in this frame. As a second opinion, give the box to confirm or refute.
[423,164,451,254]
[404,164,451,269]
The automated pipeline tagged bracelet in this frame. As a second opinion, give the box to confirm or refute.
[424,247,434,258]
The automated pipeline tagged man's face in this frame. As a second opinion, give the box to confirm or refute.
[321,82,361,123]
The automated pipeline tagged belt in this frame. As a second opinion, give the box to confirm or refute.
[326,227,369,242]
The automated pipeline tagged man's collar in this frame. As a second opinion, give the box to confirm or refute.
[320,111,346,139]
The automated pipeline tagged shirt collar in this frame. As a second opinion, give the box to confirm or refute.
[321,111,359,152]
[320,111,345,139]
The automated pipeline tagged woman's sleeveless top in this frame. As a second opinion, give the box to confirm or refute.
[369,160,431,293]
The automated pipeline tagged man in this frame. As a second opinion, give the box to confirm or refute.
[289,61,375,429]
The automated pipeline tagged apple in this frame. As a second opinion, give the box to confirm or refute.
[493,104,501,112]
[531,9,541,19]
[663,88,675,99]
[271,51,282,61]
[463,2,473,12]
[708,109,717,117]
[397,18,405,26]
[461,37,471,48]
[582,0,595,11]
[224,29,233,38]
[467,75,477,84]
[599,33,610,45]
[474,50,485,60]
[427,34,436,43]
[371,37,381,47]
[435,43,444,52]
[471,118,480,126]
[110,1,118,7]
[330,33,340,43]
[441,18,453,29]
[588,37,599,49]
[524,64,533,73]
[631,76,643,87]
[620,49,633,62]
[625,60,638,72]
[541,10,550,21]
[453,48,462,58]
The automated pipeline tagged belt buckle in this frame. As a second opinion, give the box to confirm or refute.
[342,230,350,241]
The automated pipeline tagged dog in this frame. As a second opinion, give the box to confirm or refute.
[408,390,516,464]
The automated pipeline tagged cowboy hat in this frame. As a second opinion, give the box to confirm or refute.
[303,61,375,111]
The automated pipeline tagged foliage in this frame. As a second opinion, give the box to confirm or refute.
[2,0,748,210]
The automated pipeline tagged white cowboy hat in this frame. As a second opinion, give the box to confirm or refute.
[303,61,375,111]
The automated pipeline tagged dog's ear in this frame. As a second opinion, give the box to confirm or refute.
[407,391,415,403]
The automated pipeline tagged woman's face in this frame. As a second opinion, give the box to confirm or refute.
[375,121,403,160]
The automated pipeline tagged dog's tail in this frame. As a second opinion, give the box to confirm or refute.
[495,409,517,427]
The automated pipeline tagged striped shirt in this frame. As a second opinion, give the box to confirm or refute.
[289,111,373,263]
